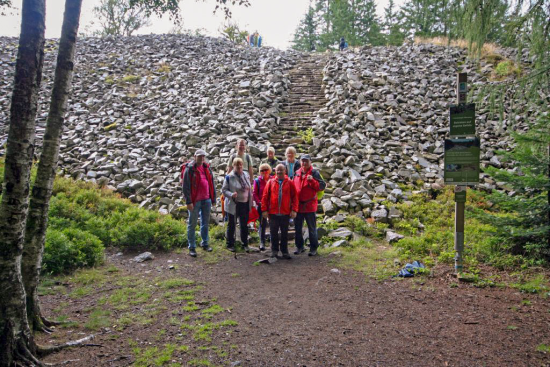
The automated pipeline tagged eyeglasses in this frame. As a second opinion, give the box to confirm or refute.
[260,169,269,172]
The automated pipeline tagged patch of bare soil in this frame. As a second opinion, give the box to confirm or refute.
[39,248,550,366]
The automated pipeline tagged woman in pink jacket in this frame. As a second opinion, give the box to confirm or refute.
[253,163,272,251]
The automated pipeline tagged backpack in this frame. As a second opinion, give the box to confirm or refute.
[316,172,325,201]
[230,153,252,170]
[180,161,193,185]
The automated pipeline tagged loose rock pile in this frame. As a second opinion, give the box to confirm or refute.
[1,35,300,217]
[0,36,542,223]
[307,43,540,221]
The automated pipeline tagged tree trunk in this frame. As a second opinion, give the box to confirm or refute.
[22,0,83,334]
[0,0,45,365]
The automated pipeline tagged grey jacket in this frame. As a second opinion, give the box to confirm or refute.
[222,171,253,216]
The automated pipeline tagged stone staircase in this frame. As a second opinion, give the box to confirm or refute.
[269,55,327,155]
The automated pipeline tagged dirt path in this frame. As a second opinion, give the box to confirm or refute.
[40,249,550,366]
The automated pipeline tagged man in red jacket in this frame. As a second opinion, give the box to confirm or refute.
[262,164,298,259]
[182,149,217,257]
[293,154,326,256]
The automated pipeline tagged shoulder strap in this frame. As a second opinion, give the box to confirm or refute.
[246,154,252,167]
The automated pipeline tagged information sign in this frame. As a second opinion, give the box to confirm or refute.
[450,103,476,137]
[444,137,480,185]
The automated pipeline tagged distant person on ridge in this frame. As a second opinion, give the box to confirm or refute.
[293,154,326,256]
[282,146,301,180]
[182,149,216,257]
[339,37,348,51]
[262,164,298,259]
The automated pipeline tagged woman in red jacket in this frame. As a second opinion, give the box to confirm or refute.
[261,164,298,259]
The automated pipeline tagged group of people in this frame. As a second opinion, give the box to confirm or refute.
[182,139,326,260]
[248,31,262,47]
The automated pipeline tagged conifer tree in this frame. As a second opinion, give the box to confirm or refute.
[292,3,318,51]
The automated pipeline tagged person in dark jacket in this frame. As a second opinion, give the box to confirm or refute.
[262,164,298,259]
[182,149,217,257]
[292,154,326,256]
[262,146,279,174]
[281,146,301,180]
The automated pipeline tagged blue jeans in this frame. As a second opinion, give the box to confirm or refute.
[295,212,319,251]
[188,199,212,249]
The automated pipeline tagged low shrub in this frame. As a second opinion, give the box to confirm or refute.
[43,228,104,274]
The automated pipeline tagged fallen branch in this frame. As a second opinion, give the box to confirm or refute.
[38,334,102,357]
[45,360,80,366]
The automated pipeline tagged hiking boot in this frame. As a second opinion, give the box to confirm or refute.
[281,253,292,260]
[226,245,236,252]
[259,243,266,251]
[293,247,305,255]
[201,245,213,252]
[270,251,278,258]
[189,248,197,257]
[308,249,318,257]
[243,246,250,253]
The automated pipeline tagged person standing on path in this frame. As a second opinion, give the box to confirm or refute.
[222,158,253,253]
[293,154,326,256]
[262,146,279,174]
[182,149,216,257]
[281,146,301,180]
[227,139,254,185]
[262,164,298,259]
[253,163,272,251]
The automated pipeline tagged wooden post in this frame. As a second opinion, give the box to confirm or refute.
[454,73,467,275]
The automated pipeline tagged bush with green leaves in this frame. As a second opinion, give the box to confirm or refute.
[43,228,104,274]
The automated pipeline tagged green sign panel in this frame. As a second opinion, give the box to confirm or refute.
[450,103,476,137]
[444,137,480,185]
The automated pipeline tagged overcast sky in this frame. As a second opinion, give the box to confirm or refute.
[1,0,397,50]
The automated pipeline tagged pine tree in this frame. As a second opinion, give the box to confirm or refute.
[292,3,318,51]
[352,0,384,46]
[480,116,549,260]
[384,0,405,46]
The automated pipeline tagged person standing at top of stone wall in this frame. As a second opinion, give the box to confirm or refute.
[339,37,347,51]
[293,154,326,256]
[262,146,279,175]
[227,139,254,185]
[182,149,217,257]
[222,158,253,253]
[281,146,301,180]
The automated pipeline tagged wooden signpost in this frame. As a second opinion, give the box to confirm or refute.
[445,72,480,275]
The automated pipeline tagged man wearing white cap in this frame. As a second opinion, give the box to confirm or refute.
[182,149,217,257]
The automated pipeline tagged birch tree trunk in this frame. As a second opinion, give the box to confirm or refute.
[22,0,83,333]
[0,0,45,365]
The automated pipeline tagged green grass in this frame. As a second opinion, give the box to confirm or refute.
[84,308,111,331]
[322,238,399,281]
[536,344,550,353]
[159,278,195,289]
[122,74,139,83]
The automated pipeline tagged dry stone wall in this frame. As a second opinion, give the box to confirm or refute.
[0,36,542,222]
[0,35,300,217]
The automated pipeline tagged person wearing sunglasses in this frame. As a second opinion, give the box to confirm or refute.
[253,163,273,251]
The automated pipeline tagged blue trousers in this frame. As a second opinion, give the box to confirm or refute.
[187,199,212,249]
[295,212,319,251]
